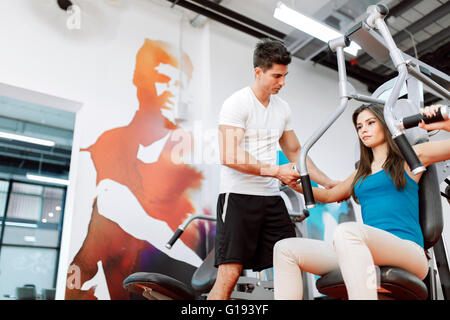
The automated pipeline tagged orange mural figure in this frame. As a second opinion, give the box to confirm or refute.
[65,39,210,300]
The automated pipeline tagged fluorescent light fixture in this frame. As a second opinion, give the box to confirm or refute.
[24,236,36,242]
[0,221,38,229]
[26,173,69,186]
[0,131,55,147]
[274,2,361,56]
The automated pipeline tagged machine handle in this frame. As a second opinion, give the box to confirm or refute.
[393,134,426,175]
[376,4,389,16]
[401,105,448,129]
[300,209,310,222]
[300,175,316,209]
[289,209,310,223]
[443,178,450,204]
[165,213,216,249]
[166,228,184,249]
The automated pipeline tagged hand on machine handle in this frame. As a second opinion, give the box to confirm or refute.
[401,104,449,131]
[418,105,450,132]
[278,163,300,186]
[279,165,315,208]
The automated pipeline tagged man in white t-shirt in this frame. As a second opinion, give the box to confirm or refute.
[207,39,338,300]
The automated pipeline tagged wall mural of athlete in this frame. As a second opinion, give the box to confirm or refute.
[65,39,214,299]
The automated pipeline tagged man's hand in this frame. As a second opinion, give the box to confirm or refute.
[276,163,300,186]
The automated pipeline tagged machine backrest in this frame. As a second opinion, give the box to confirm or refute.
[191,249,217,293]
[394,98,444,249]
[418,163,444,249]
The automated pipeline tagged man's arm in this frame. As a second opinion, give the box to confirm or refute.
[219,125,299,184]
[279,130,337,188]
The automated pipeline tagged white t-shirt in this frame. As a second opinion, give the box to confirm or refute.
[218,86,293,196]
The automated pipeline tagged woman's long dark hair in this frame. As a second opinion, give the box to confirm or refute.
[351,104,407,203]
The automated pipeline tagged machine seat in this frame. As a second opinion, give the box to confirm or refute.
[191,249,218,293]
[123,272,196,300]
[316,266,428,300]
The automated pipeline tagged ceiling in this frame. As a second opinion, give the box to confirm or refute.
[1,0,448,180]
[168,0,450,104]
[0,96,74,180]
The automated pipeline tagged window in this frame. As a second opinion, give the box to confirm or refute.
[0,180,65,299]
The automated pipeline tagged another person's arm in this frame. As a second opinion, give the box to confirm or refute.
[219,125,299,185]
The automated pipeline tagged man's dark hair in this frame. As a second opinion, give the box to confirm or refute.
[253,38,292,71]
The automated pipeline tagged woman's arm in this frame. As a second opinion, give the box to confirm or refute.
[413,139,450,168]
[290,171,357,203]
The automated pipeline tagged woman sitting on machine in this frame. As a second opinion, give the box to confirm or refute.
[273,103,450,300]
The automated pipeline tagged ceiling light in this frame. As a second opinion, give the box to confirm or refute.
[0,221,38,229]
[26,174,69,186]
[24,236,36,242]
[274,2,361,56]
[0,131,55,147]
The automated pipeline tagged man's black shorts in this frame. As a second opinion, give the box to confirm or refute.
[214,192,296,272]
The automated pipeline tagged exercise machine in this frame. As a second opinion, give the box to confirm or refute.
[296,4,450,300]
[123,188,311,300]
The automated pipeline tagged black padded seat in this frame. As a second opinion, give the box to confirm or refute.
[123,249,218,300]
[123,272,196,300]
[316,266,428,300]
[191,249,218,293]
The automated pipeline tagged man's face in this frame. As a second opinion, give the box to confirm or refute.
[154,63,190,125]
[255,63,288,95]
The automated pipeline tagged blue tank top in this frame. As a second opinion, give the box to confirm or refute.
[354,169,424,248]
